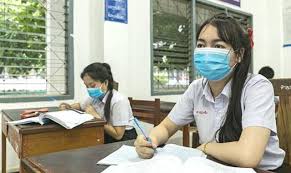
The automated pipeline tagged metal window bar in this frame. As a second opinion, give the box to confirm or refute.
[0,29,67,38]
[0,0,73,101]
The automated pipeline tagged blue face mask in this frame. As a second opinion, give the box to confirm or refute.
[194,48,234,81]
[87,87,105,100]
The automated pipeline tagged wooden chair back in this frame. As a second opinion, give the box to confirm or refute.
[270,78,291,166]
[113,81,118,90]
[128,97,161,126]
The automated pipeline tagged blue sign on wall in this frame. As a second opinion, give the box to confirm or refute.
[105,0,128,24]
[220,0,240,7]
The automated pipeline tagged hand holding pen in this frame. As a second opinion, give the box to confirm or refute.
[133,117,158,159]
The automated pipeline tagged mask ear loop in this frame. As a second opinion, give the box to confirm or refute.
[226,49,241,70]
[232,49,243,63]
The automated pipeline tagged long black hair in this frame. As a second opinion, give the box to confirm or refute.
[80,62,114,121]
[196,13,252,142]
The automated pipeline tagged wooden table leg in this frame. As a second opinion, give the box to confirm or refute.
[182,125,189,147]
[2,132,6,173]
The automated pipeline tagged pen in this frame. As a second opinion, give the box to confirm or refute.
[68,108,85,114]
[133,117,153,143]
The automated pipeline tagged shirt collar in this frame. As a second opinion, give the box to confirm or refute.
[92,90,111,104]
[202,79,232,102]
[101,91,109,103]
[101,90,113,103]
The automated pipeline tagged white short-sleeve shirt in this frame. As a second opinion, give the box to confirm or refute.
[168,74,285,170]
[81,89,134,130]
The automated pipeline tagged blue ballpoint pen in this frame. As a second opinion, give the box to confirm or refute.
[133,117,153,144]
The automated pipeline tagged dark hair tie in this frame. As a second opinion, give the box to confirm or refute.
[247,28,254,48]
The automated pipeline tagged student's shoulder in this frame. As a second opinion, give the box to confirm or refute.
[111,90,128,103]
[244,73,273,91]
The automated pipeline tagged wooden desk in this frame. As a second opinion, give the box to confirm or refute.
[1,107,106,173]
[21,140,273,173]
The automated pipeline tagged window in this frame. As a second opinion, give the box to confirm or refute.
[151,0,192,95]
[151,0,252,95]
[0,0,74,102]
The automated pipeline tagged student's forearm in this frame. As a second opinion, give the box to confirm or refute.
[149,117,180,146]
[205,142,260,168]
[149,125,170,146]
[104,124,124,140]
[204,127,270,168]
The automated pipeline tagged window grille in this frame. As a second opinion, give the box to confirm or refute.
[0,0,74,102]
[152,0,192,95]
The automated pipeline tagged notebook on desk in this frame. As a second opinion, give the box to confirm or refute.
[98,144,255,173]
[8,110,94,129]
[97,144,206,165]
[102,156,256,173]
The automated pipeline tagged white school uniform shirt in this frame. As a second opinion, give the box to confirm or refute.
[81,89,134,130]
[168,74,285,170]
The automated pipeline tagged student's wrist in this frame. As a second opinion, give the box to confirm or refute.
[148,135,159,147]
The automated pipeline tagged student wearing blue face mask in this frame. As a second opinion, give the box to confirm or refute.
[59,62,137,143]
[135,13,285,171]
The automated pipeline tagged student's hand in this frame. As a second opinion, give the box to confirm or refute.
[134,135,158,159]
[84,105,101,119]
[59,103,71,110]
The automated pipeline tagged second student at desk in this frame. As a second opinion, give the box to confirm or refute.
[59,62,137,143]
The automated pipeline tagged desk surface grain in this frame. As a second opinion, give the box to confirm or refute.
[22,140,134,173]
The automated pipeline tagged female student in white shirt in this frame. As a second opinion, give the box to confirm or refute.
[134,13,285,171]
[59,63,137,143]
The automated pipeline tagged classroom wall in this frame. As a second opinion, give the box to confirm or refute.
[241,0,284,78]
[282,0,291,77]
[0,0,287,171]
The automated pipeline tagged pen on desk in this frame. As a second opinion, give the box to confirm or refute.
[133,117,153,144]
[68,108,85,114]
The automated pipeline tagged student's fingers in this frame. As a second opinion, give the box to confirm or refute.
[149,137,158,149]
[59,106,66,111]
[134,135,156,159]
[59,103,70,110]
[135,146,155,159]
[134,135,153,148]
[59,104,66,110]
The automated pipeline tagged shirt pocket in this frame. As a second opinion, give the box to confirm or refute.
[193,109,215,143]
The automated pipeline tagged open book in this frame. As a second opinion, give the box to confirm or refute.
[102,156,256,173]
[99,144,255,173]
[97,144,206,165]
[8,110,94,129]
